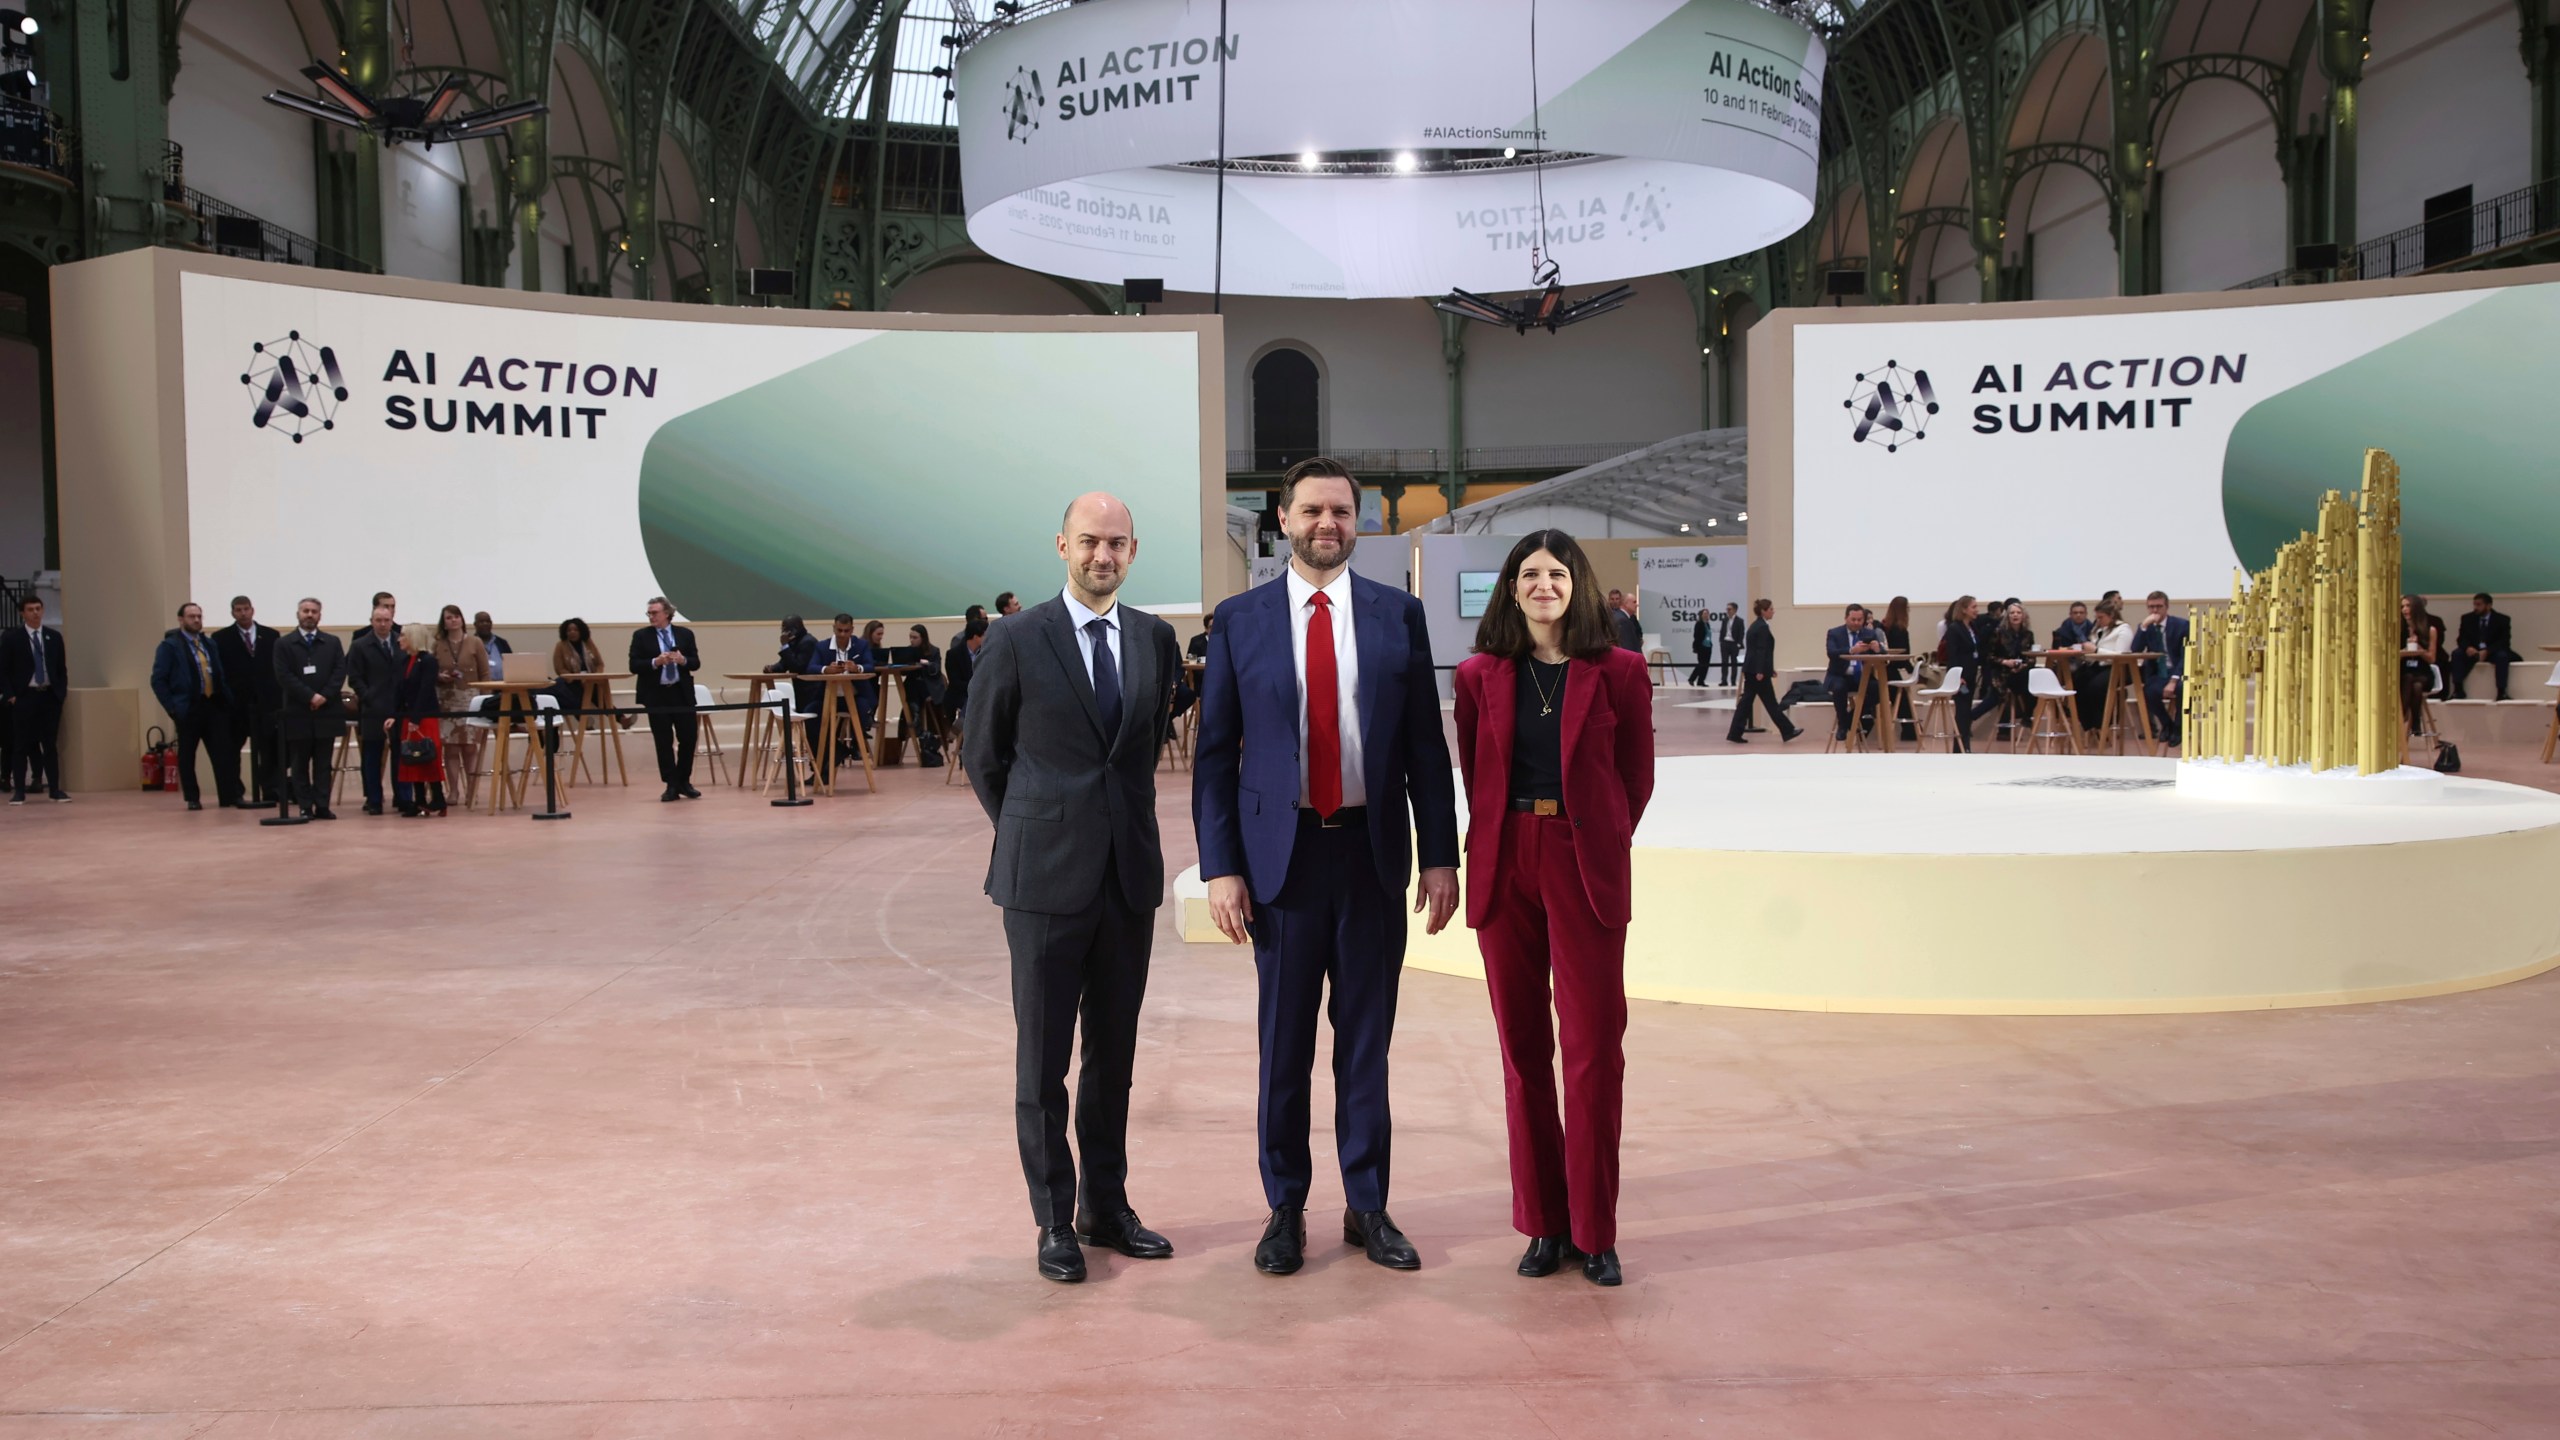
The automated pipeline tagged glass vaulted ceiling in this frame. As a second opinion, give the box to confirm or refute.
[726,0,961,120]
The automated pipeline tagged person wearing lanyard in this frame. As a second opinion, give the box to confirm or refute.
[627,597,701,801]
[150,602,241,811]
[1452,530,1654,1286]
[273,598,347,820]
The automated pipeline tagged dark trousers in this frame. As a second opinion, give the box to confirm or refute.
[2450,652,2513,699]
[1479,810,1627,1253]
[172,706,240,806]
[1728,673,1795,740]
[1717,645,1739,686]
[648,706,698,785]
[229,706,277,802]
[1951,684,2006,751]
[9,692,60,793]
[355,719,412,810]
[283,730,330,813]
[2142,674,2182,745]
[1250,815,1403,1213]
[1829,678,1879,738]
[1002,870,1152,1227]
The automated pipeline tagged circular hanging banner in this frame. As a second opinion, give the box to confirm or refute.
[956,0,1825,300]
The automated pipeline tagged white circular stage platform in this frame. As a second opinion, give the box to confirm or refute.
[1382,755,2560,1015]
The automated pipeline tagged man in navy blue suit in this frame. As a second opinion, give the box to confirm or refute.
[1822,603,1887,741]
[1194,457,1461,1277]
[2132,589,2189,748]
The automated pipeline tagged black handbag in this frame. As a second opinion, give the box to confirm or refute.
[396,725,437,768]
[2431,742,2461,774]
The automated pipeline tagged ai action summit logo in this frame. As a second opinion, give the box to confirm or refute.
[1001,65,1044,142]
[242,331,347,443]
[1843,359,1937,453]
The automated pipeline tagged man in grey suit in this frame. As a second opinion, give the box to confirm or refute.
[965,491,1184,1284]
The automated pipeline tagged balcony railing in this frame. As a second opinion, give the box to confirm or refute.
[179,186,377,274]
[2230,177,2560,290]
[1227,440,1649,476]
[0,96,73,182]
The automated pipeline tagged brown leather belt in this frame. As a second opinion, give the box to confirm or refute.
[1509,797,1566,817]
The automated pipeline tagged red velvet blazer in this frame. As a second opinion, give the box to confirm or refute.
[1452,647,1656,929]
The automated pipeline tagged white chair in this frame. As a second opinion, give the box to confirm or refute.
[691,684,732,788]
[2019,666,2084,755]
[1910,667,1965,752]
[755,687,820,796]
[1639,631,1670,684]
[2541,661,2560,764]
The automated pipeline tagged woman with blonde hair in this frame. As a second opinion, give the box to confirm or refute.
[394,623,451,816]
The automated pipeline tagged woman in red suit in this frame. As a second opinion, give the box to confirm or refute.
[1454,529,1655,1286]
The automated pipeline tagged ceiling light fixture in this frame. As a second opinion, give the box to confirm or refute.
[263,61,547,149]
[1392,151,1417,172]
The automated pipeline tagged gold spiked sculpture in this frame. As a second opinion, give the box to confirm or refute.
[2181,448,2405,776]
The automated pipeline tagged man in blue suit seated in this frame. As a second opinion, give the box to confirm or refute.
[1193,456,1461,1278]
[803,613,876,766]
[2132,589,2188,748]
[1822,602,1887,742]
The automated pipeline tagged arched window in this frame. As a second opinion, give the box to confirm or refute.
[1250,346,1320,471]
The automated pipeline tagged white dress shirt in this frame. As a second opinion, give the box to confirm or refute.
[1285,566,1366,808]
[1061,587,1122,689]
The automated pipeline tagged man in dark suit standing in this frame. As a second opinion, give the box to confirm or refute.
[151,602,241,812]
[2452,593,2520,701]
[1822,603,1886,741]
[2132,590,2189,748]
[1195,457,1460,1277]
[1726,599,1800,743]
[2,595,69,803]
[966,491,1183,1284]
[1717,602,1746,687]
[629,597,702,801]
[214,596,282,806]
[345,604,405,815]
[273,597,346,820]
[1687,611,1712,687]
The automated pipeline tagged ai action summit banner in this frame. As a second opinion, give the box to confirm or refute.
[1791,279,2560,604]
[179,272,1204,623]
[957,0,1823,297]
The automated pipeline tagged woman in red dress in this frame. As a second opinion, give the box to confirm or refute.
[1453,529,1655,1286]
[393,624,449,816]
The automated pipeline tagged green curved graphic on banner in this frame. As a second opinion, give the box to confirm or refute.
[2222,286,2560,594]
[637,331,1199,619]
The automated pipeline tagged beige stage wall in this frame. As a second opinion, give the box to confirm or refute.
[47,249,1232,791]
[1744,261,2560,676]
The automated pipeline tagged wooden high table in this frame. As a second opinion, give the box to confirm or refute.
[866,663,934,766]
[467,676,565,814]
[555,672,632,786]
[2037,650,2157,754]
[1837,653,1911,752]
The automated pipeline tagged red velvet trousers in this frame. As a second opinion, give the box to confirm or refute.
[1477,809,1628,1253]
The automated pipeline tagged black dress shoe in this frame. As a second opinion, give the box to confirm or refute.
[1725,734,1747,744]
[1517,1235,1583,1277]
[660,787,681,802]
[1254,1206,1305,1275]
[1780,724,1803,742]
[312,809,338,820]
[186,799,202,811]
[1037,1224,1086,1283]
[1582,1248,1623,1287]
[362,802,384,816]
[1344,1209,1420,1270]
[1076,1207,1173,1259]
[678,784,701,799]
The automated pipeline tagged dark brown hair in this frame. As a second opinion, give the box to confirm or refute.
[1471,529,1617,661]
[1278,455,1363,511]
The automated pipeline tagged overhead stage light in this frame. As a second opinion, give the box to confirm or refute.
[1432,276,1636,335]
[263,60,548,149]
[1298,151,1318,169]
[1502,146,1516,159]
[1392,151,1417,172]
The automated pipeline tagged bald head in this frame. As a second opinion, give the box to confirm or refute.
[1058,491,1139,610]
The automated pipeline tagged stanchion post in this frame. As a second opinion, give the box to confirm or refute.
[531,704,571,821]
[772,690,812,807]
[259,705,307,826]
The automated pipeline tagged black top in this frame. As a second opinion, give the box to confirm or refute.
[1509,657,1568,803]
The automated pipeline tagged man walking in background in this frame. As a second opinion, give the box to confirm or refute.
[1194,456,1460,1277]
[967,492,1183,1284]
[630,597,701,801]
[1726,600,1800,744]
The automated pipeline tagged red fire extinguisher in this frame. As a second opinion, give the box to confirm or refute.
[143,726,173,791]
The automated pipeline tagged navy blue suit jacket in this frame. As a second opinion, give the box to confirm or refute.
[151,628,228,721]
[1193,571,1460,905]
[1823,624,1884,694]
[2133,614,2189,679]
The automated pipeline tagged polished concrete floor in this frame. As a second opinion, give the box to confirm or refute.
[5,699,2559,1437]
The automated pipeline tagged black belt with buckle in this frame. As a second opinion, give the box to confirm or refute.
[1510,796,1566,818]
[1302,804,1367,829]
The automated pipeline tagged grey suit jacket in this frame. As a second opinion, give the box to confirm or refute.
[345,630,405,717]
[965,595,1182,916]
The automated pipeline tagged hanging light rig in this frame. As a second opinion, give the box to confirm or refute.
[1432,0,1633,335]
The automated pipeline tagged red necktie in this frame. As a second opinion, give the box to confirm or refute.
[1306,591,1341,818]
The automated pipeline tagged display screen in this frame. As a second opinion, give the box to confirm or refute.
[1457,571,1497,619]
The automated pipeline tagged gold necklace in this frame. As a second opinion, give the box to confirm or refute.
[1527,656,1565,716]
